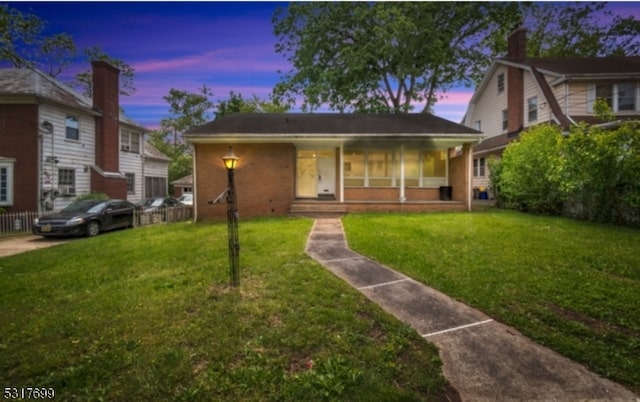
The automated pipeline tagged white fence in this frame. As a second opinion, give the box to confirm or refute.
[0,206,193,237]
[0,211,39,237]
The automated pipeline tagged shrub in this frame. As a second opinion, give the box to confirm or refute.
[495,124,564,214]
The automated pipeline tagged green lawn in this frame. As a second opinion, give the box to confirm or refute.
[343,210,640,394]
[0,218,450,401]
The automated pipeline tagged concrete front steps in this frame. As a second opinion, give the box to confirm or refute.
[289,200,348,217]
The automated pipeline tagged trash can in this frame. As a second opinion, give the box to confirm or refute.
[439,186,452,201]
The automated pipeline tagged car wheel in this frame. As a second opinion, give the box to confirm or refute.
[86,221,100,237]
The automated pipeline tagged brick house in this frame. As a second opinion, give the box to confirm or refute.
[184,113,482,220]
[462,27,640,192]
[0,62,169,214]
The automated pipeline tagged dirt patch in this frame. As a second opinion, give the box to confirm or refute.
[547,303,639,338]
[0,235,70,257]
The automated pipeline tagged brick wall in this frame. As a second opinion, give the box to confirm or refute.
[0,105,39,211]
[448,144,471,202]
[194,143,295,220]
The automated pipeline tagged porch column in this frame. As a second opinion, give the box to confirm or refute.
[339,143,344,203]
[467,143,473,211]
[399,144,406,202]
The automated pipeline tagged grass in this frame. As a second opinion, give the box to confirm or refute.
[0,218,451,401]
[343,209,640,394]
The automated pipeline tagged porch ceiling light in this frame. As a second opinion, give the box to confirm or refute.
[222,147,239,171]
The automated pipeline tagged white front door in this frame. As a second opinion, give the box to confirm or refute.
[296,148,336,198]
[317,151,336,196]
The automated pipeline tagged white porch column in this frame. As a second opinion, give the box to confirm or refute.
[399,144,406,202]
[339,143,344,203]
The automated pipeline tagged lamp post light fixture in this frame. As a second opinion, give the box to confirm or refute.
[222,147,240,287]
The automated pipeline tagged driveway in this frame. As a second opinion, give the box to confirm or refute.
[0,235,70,257]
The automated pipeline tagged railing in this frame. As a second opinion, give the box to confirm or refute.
[0,211,39,237]
[135,205,193,227]
[0,206,193,237]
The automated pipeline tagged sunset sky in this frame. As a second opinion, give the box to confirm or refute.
[8,1,640,130]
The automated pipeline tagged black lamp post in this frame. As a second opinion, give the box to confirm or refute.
[222,147,240,287]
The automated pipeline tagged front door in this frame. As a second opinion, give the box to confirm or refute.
[296,148,336,198]
[317,152,336,197]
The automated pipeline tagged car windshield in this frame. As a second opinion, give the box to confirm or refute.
[179,194,192,201]
[140,198,163,207]
[61,200,106,213]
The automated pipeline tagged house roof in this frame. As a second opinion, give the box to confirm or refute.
[515,56,640,77]
[185,113,482,143]
[0,67,94,111]
[0,67,147,131]
[143,142,171,162]
[171,174,193,186]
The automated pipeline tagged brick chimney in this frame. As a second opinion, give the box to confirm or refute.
[507,26,527,61]
[91,60,127,198]
[506,27,526,134]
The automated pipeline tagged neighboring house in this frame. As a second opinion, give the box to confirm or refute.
[184,113,482,220]
[462,27,640,192]
[0,62,169,213]
[171,174,193,197]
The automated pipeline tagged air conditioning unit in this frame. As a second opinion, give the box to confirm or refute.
[61,186,76,196]
[121,144,130,151]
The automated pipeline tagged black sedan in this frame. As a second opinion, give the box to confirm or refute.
[32,199,138,238]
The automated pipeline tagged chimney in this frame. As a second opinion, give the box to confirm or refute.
[506,28,526,134]
[507,26,527,61]
[92,60,120,172]
[91,61,127,198]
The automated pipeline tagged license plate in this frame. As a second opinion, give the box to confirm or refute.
[41,224,52,233]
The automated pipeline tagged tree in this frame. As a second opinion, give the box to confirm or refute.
[522,2,640,57]
[272,2,639,113]
[272,2,521,113]
[1,4,136,96]
[215,91,289,118]
[161,85,215,147]
[74,46,136,97]
[0,4,76,75]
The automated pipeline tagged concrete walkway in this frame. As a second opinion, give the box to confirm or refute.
[305,218,638,402]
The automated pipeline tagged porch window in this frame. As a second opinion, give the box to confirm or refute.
[401,151,420,187]
[344,151,365,186]
[422,150,447,187]
[344,148,447,188]
[367,150,394,187]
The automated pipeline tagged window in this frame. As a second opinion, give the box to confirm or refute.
[618,83,636,111]
[145,176,167,198]
[121,129,141,153]
[474,120,481,131]
[343,148,447,188]
[125,173,135,194]
[0,159,15,206]
[367,150,394,187]
[497,73,505,93]
[588,83,638,112]
[344,151,365,187]
[66,115,79,140]
[473,158,486,177]
[58,168,76,195]
[528,96,538,122]
[502,109,508,131]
